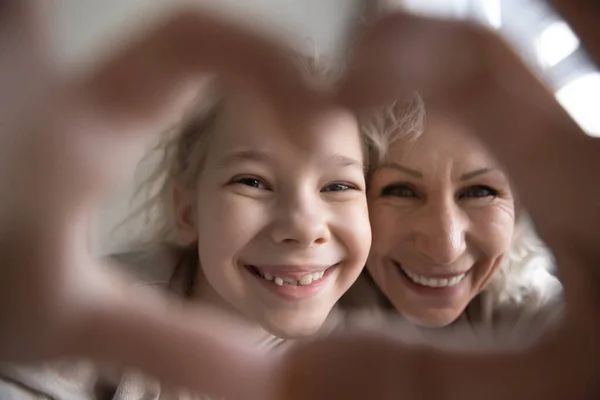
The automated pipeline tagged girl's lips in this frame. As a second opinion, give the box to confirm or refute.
[245,264,340,301]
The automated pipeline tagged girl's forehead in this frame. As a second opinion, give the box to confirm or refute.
[210,94,363,162]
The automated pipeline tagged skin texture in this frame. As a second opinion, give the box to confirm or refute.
[2,1,600,399]
[174,89,370,339]
[367,114,514,327]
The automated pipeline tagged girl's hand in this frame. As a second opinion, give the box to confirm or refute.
[0,2,315,399]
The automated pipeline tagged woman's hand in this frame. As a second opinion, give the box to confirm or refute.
[272,4,600,400]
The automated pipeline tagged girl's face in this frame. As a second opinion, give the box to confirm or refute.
[175,90,371,338]
[366,114,515,327]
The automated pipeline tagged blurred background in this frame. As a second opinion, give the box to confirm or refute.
[45,0,598,256]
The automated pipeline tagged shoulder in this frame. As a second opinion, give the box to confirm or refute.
[482,254,563,325]
[0,360,108,400]
[469,259,563,346]
[0,375,52,400]
[477,216,563,339]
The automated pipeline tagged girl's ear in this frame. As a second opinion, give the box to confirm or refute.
[173,183,198,244]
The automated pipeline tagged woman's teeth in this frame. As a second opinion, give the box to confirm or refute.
[403,268,466,288]
[259,270,326,286]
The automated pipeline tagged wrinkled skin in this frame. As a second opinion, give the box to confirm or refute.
[2,1,600,399]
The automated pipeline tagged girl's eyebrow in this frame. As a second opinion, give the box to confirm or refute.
[218,151,365,170]
[328,153,366,170]
[217,150,272,168]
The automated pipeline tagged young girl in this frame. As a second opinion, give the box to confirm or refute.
[0,58,371,399]
[116,70,371,396]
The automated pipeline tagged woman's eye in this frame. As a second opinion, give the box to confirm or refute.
[459,185,498,199]
[234,177,269,190]
[380,184,417,198]
[322,182,356,193]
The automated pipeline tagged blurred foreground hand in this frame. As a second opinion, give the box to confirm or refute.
[273,3,600,399]
[2,1,600,399]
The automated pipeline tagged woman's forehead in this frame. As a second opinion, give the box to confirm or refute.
[385,117,499,170]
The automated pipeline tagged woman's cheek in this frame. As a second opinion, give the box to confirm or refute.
[468,206,515,255]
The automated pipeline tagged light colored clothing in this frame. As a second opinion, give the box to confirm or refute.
[1,245,563,399]
[0,246,289,400]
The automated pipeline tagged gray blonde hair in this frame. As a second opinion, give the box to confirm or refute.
[360,94,560,308]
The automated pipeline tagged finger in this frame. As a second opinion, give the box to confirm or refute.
[82,8,317,128]
[74,268,273,400]
[275,331,588,400]
[0,0,42,32]
[14,8,324,221]
[548,1,600,66]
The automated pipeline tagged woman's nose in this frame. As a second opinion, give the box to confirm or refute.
[413,201,467,265]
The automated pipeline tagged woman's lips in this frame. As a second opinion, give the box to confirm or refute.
[392,260,468,289]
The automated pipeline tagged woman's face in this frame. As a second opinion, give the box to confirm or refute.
[366,114,515,327]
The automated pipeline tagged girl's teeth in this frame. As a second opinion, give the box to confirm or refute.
[259,270,327,286]
[299,274,313,285]
[403,268,466,288]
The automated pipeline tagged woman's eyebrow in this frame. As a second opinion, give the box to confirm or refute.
[377,162,423,178]
[460,167,496,181]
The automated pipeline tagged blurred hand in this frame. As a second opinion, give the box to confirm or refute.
[0,2,321,399]
[272,5,600,400]
[3,1,600,399]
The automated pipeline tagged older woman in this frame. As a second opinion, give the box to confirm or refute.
[341,95,562,338]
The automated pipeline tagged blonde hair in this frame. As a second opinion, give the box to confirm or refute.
[125,81,223,247]
[126,55,343,249]
[360,94,559,307]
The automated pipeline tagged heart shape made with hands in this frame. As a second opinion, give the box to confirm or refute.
[2,2,600,400]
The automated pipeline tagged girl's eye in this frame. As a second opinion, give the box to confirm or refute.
[380,184,417,198]
[322,182,357,193]
[234,177,269,190]
[458,185,498,199]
